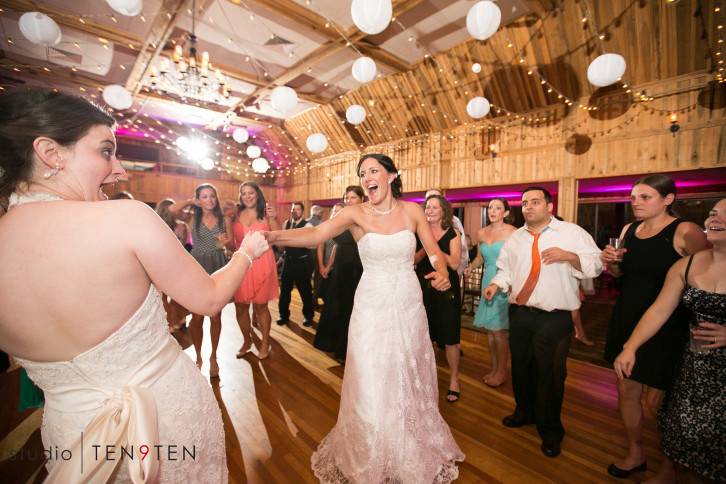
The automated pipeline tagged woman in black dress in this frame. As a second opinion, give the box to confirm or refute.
[414,194,462,402]
[313,186,364,361]
[601,175,708,480]
[614,198,725,482]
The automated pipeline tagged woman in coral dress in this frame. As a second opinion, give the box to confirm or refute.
[233,181,280,359]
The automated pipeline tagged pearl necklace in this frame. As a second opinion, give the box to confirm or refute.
[368,201,397,215]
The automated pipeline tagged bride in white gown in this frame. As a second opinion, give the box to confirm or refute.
[267,154,464,483]
[0,89,269,482]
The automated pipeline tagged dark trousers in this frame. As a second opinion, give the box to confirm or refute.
[509,305,573,444]
[278,257,314,321]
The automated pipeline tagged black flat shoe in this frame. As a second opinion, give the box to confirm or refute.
[276,318,289,326]
[541,441,561,458]
[501,414,535,428]
[446,390,460,403]
[302,319,313,327]
[607,462,647,478]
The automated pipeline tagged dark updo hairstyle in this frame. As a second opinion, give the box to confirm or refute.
[344,185,365,200]
[633,174,677,215]
[356,153,403,199]
[487,197,513,224]
[192,183,224,232]
[425,194,453,230]
[238,180,267,220]
[0,89,115,200]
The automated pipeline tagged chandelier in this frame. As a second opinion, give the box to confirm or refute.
[149,0,231,104]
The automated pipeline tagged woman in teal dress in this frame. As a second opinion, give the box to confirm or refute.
[466,198,516,387]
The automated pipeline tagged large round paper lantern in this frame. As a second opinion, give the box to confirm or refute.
[252,157,270,173]
[232,127,249,143]
[270,85,298,114]
[246,145,261,159]
[18,12,62,46]
[352,57,377,83]
[345,105,366,125]
[587,53,626,87]
[351,0,392,36]
[102,84,133,110]
[105,0,143,17]
[466,1,501,41]
[306,133,328,153]
[466,96,490,119]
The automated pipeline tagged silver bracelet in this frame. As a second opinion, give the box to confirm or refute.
[234,248,254,266]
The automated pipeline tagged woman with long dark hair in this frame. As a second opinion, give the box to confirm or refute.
[0,88,268,482]
[313,185,364,361]
[170,183,233,377]
[232,180,280,360]
[602,174,708,481]
[265,153,464,482]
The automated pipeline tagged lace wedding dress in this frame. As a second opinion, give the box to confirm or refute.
[311,230,464,483]
[10,192,227,483]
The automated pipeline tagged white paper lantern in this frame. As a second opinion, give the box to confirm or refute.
[232,127,249,144]
[466,1,501,41]
[252,157,270,173]
[199,158,215,170]
[472,63,482,74]
[18,12,62,47]
[102,84,133,110]
[587,53,627,87]
[352,57,377,83]
[345,105,366,125]
[270,85,298,114]
[466,96,491,119]
[351,0,392,35]
[306,133,328,154]
[246,145,262,159]
[105,0,143,16]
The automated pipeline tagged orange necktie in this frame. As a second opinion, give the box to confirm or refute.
[515,231,541,306]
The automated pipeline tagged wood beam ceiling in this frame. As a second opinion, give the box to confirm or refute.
[0,0,142,46]
[230,0,424,113]
[125,0,186,95]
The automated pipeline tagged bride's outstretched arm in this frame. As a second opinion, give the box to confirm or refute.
[267,206,356,247]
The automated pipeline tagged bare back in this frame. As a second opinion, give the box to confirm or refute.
[0,198,225,362]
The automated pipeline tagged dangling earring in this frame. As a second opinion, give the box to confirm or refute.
[44,164,62,179]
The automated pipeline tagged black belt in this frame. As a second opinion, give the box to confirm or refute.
[512,304,569,315]
[284,254,309,260]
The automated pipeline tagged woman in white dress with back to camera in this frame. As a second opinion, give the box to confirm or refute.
[0,89,268,483]
[266,153,465,483]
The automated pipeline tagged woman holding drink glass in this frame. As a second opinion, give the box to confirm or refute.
[613,198,725,482]
[170,183,233,377]
[601,175,708,481]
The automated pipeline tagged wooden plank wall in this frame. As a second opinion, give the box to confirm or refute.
[281,73,726,221]
[113,172,279,207]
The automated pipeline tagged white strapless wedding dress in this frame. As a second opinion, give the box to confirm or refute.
[10,192,226,483]
[311,230,464,483]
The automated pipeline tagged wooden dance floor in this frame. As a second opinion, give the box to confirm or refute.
[3,296,661,483]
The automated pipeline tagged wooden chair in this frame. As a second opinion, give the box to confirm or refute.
[461,266,483,315]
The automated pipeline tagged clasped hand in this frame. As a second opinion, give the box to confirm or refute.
[424,271,451,291]
[238,231,269,259]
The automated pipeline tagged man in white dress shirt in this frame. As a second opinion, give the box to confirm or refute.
[483,187,602,458]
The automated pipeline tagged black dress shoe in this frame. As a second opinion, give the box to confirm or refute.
[501,414,535,428]
[541,441,561,458]
[302,319,313,327]
[607,462,647,478]
[276,318,289,326]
